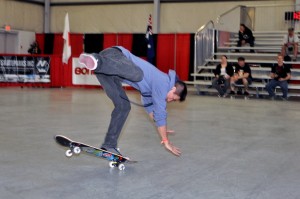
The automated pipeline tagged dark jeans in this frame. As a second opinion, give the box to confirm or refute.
[265,79,288,98]
[93,48,144,148]
[212,77,230,96]
[237,39,255,53]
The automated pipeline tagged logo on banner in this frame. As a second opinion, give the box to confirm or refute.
[36,58,50,73]
[72,58,99,85]
[74,67,95,75]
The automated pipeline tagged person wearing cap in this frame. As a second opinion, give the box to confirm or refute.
[78,46,187,156]
[281,27,299,61]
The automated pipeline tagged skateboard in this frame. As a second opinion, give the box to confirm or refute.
[54,135,137,170]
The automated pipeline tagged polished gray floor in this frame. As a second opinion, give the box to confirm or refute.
[1,88,300,199]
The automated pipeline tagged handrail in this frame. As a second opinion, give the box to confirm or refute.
[216,5,241,24]
[194,20,215,82]
[195,20,214,33]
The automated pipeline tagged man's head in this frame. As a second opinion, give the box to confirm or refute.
[277,54,284,65]
[221,55,228,65]
[240,24,246,32]
[288,27,294,37]
[237,57,245,67]
[166,80,187,103]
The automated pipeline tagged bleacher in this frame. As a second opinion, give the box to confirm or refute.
[187,31,300,98]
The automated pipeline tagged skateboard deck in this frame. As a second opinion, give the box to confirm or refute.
[55,135,137,170]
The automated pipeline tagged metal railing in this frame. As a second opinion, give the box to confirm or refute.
[194,20,215,81]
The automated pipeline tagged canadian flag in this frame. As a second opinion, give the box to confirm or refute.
[62,13,71,64]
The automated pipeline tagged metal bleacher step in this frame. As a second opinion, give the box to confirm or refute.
[217,47,282,53]
[197,66,300,73]
[205,59,300,65]
[224,42,282,46]
[190,72,300,81]
[233,33,300,37]
[229,38,282,42]
[186,79,300,90]
[213,52,278,57]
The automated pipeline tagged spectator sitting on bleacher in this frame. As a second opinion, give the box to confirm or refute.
[212,55,234,97]
[236,24,255,53]
[266,54,291,100]
[230,57,252,96]
[281,27,299,61]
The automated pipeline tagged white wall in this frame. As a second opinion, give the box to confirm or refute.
[0,1,44,33]
[0,0,295,33]
[49,0,294,33]
[50,4,153,33]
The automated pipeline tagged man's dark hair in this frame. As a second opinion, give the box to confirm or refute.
[237,57,245,61]
[222,55,228,59]
[240,24,247,29]
[174,80,187,102]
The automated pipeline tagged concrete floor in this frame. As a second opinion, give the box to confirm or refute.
[1,88,300,199]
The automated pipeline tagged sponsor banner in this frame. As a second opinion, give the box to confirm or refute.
[72,58,129,86]
[0,56,51,83]
[72,58,99,85]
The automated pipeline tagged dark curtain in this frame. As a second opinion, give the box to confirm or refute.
[132,34,148,57]
[132,33,158,65]
[44,34,54,54]
[84,34,104,53]
[189,33,195,81]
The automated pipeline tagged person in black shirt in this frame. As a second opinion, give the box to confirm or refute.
[230,57,252,96]
[237,24,255,53]
[265,54,291,100]
[28,41,41,54]
[212,55,234,97]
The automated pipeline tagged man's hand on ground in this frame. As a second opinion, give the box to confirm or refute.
[164,142,181,156]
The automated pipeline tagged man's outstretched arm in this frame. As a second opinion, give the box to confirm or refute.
[149,113,181,156]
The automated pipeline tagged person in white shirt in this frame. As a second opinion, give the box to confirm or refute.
[281,28,299,61]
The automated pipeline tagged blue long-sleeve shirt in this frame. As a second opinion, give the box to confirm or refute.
[115,46,176,127]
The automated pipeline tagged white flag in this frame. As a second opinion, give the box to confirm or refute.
[62,13,71,64]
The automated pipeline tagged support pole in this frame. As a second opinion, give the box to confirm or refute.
[44,0,50,33]
[153,0,160,33]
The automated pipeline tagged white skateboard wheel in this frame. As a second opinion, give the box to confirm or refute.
[73,146,81,154]
[109,161,116,168]
[65,149,73,157]
[118,164,125,171]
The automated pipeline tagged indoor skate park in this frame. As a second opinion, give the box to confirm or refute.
[1,0,300,199]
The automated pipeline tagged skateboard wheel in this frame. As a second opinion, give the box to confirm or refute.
[118,164,125,171]
[65,149,73,157]
[109,161,116,168]
[73,146,81,154]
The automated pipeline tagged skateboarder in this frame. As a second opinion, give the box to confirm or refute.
[79,46,187,156]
